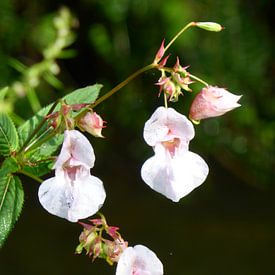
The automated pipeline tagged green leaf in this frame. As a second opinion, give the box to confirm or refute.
[0,113,19,156]
[0,175,24,247]
[0,157,19,175]
[18,84,102,147]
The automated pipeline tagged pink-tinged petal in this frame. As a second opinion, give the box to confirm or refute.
[38,169,106,222]
[116,245,163,275]
[166,108,194,141]
[54,130,95,169]
[189,86,242,121]
[67,174,106,222]
[143,107,194,147]
[141,145,208,202]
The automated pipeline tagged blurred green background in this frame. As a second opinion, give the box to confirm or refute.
[0,0,274,274]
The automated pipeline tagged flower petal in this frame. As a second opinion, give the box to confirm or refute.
[143,107,194,147]
[54,130,95,169]
[116,245,163,275]
[141,145,208,202]
[68,174,106,222]
[38,170,106,222]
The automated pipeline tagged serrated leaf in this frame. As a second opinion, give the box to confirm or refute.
[0,175,24,247]
[18,84,102,148]
[0,113,18,156]
[0,157,19,175]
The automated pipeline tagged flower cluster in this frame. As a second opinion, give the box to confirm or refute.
[156,58,193,102]
[36,22,242,274]
[76,216,163,274]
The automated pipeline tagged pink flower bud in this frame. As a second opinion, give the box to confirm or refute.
[153,39,165,64]
[79,112,106,138]
[189,86,242,121]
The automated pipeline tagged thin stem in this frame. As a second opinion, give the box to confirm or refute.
[189,73,209,87]
[164,22,196,53]
[92,64,157,108]
[24,130,57,154]
[18,169,43,183]
[18,99,60,154]
[74,63,157,121]
[164,93,168,108]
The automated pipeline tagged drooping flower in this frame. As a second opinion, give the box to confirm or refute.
[78,111,106,138]
[116,245,163,275]
[38,130,106,222]
[189,86,242,122]
[141,107,208,202]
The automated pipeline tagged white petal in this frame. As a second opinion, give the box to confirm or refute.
[38,170,106,222]
[68,174,106,222]
[116,245,163,275]
[143,107,194,146]
[143,107,169,146]
[54,130,95,169]
[141,147,208,202]
[116,247,136,275]
[38,173,72,220]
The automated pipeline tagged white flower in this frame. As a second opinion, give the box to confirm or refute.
[38,130,106,222]
[141,107,209,202]
[116,245,163,275]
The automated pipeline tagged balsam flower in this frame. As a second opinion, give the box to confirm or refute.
[189,86,242,121]
[38,130,106,222]
[116,245,163,275]
[141,107,208,202]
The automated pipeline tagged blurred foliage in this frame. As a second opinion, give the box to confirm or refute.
[0,0,274,274]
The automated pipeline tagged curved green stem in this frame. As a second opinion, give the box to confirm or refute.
[24,129,57,154]
[18,169,43,183]
[164,22,196,53]
[189,73,209,87]
[92,63,157,108]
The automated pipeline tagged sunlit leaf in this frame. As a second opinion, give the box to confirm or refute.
[0,174,24,247]
[0,113,18,156]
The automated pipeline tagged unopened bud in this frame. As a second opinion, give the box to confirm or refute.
[153,39,165,64]
[78,112,106,138]
[189,86,242,122]
[195,22,223,32]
